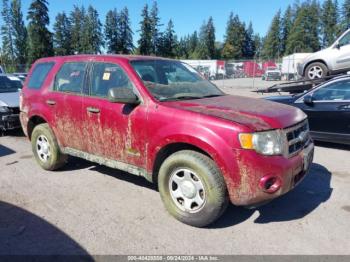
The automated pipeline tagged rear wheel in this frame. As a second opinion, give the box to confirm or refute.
[31,123,67,171]
[305,62,328,80]
[158,150,229,227]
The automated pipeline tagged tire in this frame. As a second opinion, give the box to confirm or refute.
[31,123,67,171]
[305,62,328,80]
[158,150,229,227]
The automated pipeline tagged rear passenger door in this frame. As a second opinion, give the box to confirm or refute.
[48,62,88,151]
[81,61,148,168]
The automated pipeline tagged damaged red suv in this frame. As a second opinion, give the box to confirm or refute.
[20,55,314,227]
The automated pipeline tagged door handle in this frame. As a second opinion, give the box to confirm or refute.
[87,107,100,113]
[46,99,56,106]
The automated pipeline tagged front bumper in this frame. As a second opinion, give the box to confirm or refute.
[227,142,314,206]
[0,113,21,131]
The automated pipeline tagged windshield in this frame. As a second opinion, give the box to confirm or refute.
[130,60,224,101]
[0,76,22,93]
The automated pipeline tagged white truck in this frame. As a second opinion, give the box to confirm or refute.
[281,53,311,80]
[181,60,226,80]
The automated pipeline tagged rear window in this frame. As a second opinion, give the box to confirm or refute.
[28,62,55,89]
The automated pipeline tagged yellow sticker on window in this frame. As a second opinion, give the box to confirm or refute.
[103,72,111,80]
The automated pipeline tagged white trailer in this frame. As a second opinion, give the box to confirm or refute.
[181,60,226,80]
[282,53,311,80]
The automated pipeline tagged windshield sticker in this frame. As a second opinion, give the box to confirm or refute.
[103,72,111,81]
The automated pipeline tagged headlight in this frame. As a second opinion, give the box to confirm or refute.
[0,106,10,113]
[239,130,286,156]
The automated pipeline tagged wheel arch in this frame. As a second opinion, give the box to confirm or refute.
[27,115,48,140]
[303,60,328,76]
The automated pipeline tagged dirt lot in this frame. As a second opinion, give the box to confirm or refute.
[0,78,349,256]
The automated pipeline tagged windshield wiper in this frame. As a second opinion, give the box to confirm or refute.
[160,95,202,102]
[201,94,225,98]
[160,94,225,102]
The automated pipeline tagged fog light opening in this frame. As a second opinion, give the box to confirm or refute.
[259,176,282,194]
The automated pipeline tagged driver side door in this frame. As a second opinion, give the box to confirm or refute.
[81,61,148,169]
[297,79,350,138]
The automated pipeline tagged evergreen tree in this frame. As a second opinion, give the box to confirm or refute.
[176,36,190,59]
[138,4,152,55]
[321,0,338,47]
[262,10,282,59]
[341,0,350,30]
[11,0,27,70]
[222,13,245,59]
[27,0,53,63]
[1,0,15,67]
[53,12,72,56]
[243,22,255,58]
[205,17,216,59]
[281,5,293,55]
[286,1,321,54]
[189,31,198,56]
[159,19,177,58]
[253,34,262,57]
[82,5,103,54]
[118,7,134,54]
[150,1,161,55]
[70,6,85,54]
[104,9,119,54]
[194,21,210,59]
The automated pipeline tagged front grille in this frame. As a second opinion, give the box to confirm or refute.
[284,119,311,157]
[267,72,280,77]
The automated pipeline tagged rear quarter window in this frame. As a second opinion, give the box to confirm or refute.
[28,62,55,89]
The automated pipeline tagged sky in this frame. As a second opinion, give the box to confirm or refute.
[0,0,343,43]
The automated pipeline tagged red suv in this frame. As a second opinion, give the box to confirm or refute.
[20,55,314,227]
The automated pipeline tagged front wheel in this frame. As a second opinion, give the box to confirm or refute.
[305,62,328,80]
[158,150,229,227]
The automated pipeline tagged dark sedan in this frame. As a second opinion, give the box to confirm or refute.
[265,76,350,145]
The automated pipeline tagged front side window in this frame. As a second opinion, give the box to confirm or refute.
[130,60,224,101]
[90,63,133,98]
[28,62,54,89]
[338,31,350,47]
[312,79,350,101]
[54,62,87,94]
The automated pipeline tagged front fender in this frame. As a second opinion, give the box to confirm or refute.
[147,122,239,188]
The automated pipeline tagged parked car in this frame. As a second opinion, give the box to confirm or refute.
[0,74,22,132]
[20,55,314,227]
[262,67,282,81]
[297,29,350,80]
[265,76,350,145]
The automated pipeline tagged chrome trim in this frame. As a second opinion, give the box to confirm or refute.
[283,119,311,158]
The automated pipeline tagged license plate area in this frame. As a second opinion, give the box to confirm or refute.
[302,143,314,172]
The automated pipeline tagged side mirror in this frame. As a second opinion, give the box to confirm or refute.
[108,88,140,104]
[303,95,314,106]
[335,42,341,49]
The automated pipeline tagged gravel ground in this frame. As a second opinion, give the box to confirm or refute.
[0,78,349,256]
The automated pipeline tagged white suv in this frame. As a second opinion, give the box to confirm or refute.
[298,29,350,80]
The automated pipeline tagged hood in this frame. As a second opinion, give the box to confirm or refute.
[264,94,301,105]
[163,95,306,131]
[0,91,20,107]
[304,47,330,63]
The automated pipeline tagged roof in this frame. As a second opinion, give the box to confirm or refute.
[35,54,173,64]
